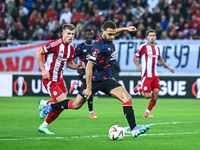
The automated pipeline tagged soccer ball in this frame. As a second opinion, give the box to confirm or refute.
[108,125,125,140]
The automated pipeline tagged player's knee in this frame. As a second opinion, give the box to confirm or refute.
[144,93,152,99]
[124,94,132,102]
[72,95,86,109]
[154,92,159,96]
[73,105,82,109]
[72,103,83,109]
[153,89,159,94]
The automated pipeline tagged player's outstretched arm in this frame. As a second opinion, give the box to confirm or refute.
[133,55,142,71]
[158,57,175,73]
[67,61,85,70]
[116,26,137,34]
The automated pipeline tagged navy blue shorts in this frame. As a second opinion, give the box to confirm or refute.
[78,78,122,98]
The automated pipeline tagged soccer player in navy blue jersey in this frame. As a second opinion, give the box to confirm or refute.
[39,21,150,137]
[69,29,97,118]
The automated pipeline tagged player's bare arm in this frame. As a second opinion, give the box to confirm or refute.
[133,55,142,71]
[158,57,175,73]
[84,61,94,100]
[35,47,49,79]
[67,61,85,70]
[116,26,137,34]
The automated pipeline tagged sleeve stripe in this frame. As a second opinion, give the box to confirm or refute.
[67,45,71,58]
[43,46,48,53]
[89,60,96,64]
[89,56,96,60]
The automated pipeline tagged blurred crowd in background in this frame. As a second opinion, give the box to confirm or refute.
[0,0,200,47]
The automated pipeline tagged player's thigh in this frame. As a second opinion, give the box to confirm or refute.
[57,78,68,101]
[110,86,132,103]
[141,77,152,93]
[44,80,67,100]
[42,78,49,90]
[72,94,86,109]
[152,76,160,91]
[58,78,67,93]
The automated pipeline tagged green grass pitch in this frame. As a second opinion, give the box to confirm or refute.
[0,96,200,150]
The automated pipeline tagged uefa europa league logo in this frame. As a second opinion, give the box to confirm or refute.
[17,76,24,96]
[196,78,200,99]
[192,78,200,99]
[14,76,27,96]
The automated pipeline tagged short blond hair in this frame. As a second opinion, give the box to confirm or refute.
[62,24,75,31]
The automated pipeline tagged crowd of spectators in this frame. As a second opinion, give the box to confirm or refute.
[0,0,200,47]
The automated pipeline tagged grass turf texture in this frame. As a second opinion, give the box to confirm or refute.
[0,96,199,150]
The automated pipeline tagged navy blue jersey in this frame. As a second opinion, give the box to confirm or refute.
[74,42,93,77]
[89,35,116,81]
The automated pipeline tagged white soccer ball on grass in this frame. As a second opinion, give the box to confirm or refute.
[108,125,125,140]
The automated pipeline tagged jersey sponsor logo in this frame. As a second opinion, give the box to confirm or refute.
[57,56,68,61]
[83,49,87,52]
[108,47,111,51]
[149,54,158,58]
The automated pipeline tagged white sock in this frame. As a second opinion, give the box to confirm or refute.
[39,121,49,128]
[145,109,150,114]
[89,111,94,115]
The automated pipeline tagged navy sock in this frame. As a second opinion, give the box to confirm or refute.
[51,99,71,110]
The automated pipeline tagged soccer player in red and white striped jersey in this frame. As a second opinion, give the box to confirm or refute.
[35,24,85,134]
[133,29,175,118]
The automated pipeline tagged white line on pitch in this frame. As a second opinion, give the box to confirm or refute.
[0,132,199,141]
[148,121,200,126]
[1,121,199,141]
[123,121,200,133]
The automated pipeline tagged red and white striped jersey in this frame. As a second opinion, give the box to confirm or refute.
[42,38,75,81]
[135,42,161,77]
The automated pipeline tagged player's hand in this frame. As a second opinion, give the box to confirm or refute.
[77,61,85,69]
[42,69,49,80]
[127,26,137,32]
[136,66,142,71]
[169,68,175,73]
[84,88,92,100]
